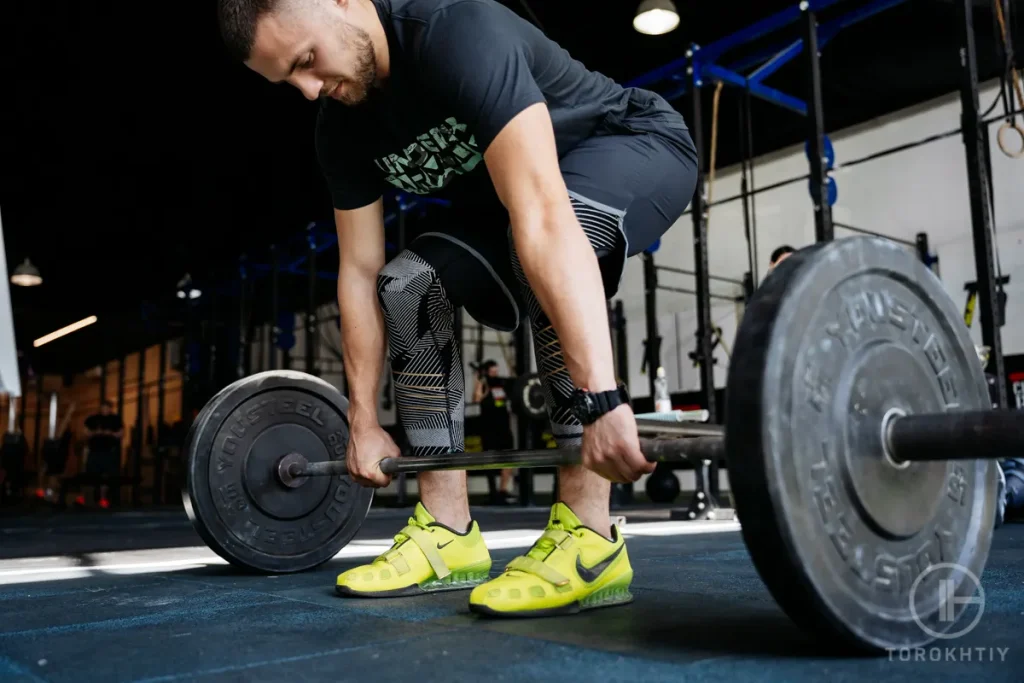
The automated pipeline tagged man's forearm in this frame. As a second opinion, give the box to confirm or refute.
[338,276,388,427]
[511,205,618,393]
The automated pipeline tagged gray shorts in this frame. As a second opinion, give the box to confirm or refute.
[405,127,698,331]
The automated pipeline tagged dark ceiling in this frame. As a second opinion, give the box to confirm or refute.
[1,0,1020,375]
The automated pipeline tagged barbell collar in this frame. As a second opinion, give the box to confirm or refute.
[886,409,1023,463]
[288,436,725,479]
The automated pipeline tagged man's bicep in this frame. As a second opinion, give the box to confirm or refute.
[334,199,386,277]
[485,103,568,221]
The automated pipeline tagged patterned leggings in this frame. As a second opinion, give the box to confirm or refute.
[376,194,624,456]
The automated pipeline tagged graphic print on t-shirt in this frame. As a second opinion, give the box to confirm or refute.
[373,117,483,194]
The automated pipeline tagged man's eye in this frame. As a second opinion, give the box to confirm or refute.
[304,53,314,68]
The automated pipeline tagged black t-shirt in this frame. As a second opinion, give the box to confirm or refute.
[479,376,509,423]
[85,414,122,453]
[316,0,689,210]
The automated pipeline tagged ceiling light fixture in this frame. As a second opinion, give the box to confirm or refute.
[10,259,42,287]
[634,0,680,36]
[176,273,202,300]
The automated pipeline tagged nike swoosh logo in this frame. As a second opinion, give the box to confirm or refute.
[575,544,624,583]
[437,540,454,549]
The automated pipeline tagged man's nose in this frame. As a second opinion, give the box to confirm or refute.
[291,74,323,101]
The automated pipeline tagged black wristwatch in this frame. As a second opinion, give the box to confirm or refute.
[570,384,631,425]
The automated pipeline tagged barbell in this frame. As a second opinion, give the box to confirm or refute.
[182,236,1016,653]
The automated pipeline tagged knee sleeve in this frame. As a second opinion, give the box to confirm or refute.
[568,192,627,260]
[508,195,626,447]
[377,250,465,456]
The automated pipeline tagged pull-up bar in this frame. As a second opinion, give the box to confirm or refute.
[629,0,909,115]
[632,0,911,432]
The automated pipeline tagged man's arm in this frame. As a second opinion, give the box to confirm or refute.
[472,377,488,403]
[335,198,388,428]
[57,404,76,434]
[485,103,617,393]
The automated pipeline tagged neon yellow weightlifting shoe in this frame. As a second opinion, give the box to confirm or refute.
[335,502,492,597]
[469,502,633,617]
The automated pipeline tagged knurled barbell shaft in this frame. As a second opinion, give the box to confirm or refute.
[291,436,726,479]
[887,410,1023,463]
[636,415,724,438]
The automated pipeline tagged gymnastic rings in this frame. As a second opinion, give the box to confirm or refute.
[996,120,1024,159]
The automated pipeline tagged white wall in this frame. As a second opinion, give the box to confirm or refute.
[622,77,1024,398]
[0,209,21,397]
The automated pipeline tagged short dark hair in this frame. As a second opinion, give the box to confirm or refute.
[101,400,114,409]
[769,245,795,265]
[217,0,284,62]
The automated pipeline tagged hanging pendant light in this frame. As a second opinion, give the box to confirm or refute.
[10,259,42,287]
[634,0,680,36]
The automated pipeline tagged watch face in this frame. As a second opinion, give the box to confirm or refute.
[571,390,595,422]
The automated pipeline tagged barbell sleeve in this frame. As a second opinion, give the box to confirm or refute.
[886,409,1024,463]
[291,436,725,479]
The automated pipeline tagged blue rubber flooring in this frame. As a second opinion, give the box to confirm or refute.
[0,513,1021,682]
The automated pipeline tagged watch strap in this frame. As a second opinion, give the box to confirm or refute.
[592,384,630,416]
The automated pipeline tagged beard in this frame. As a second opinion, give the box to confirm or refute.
[332,22,377,106]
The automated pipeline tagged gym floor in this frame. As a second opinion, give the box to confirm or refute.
[1,507,1021,682]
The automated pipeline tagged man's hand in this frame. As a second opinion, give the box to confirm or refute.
[346,422,401,488]
[580,405,655,483]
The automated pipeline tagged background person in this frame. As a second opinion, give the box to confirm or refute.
[472,360,516,503]
[83,401,124,509]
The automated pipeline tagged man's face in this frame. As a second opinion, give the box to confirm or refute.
[247,0,377,105]
[767,251,792,275]
[486,366,499,378]
[100,404,112,416]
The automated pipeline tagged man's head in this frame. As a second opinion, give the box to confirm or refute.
[218,0,379,104]
[100,400,114,416]
[481,360,499,378]
[768,245,795,272]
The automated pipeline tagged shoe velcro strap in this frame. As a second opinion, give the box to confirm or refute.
[547,529,575,550]
[506,556,570,587]
[401,525,451,580]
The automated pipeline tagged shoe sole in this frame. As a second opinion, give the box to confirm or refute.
[335,582,477,598]
[468,579,633,618]
[335,565,491,599]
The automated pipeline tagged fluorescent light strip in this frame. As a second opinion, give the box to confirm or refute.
[33,315,98,347]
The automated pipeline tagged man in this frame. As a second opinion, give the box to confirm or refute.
[768,245,795,273]
[471,360,515,503]
[84,400,123,508]
[42,401,76,505]
[219,0,697,615]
